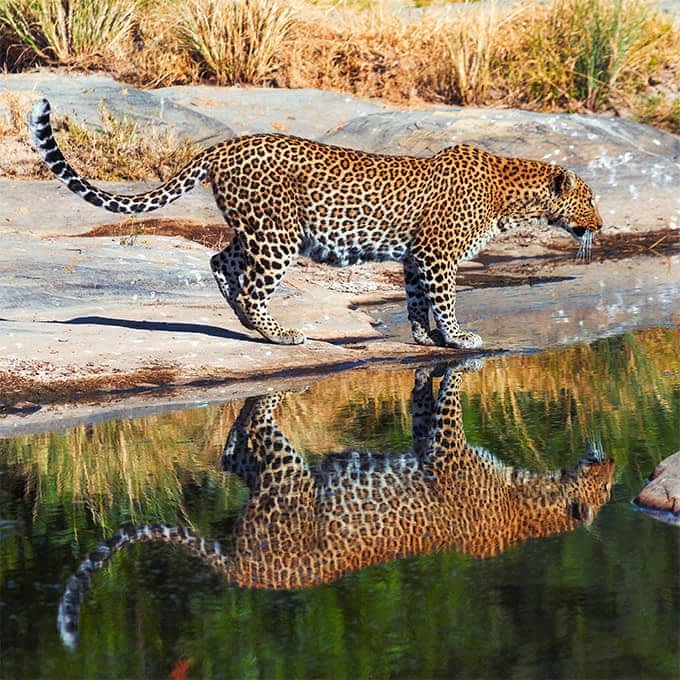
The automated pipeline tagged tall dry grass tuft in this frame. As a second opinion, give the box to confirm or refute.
[0,0,140,67]
[115,0,201,87]
[176,0,295,85]
[508,0,675,110]
[280,5,424,101]
[421,1,519,105]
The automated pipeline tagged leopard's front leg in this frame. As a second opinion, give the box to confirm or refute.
[409,245,482,350]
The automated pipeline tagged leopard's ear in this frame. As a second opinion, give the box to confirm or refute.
[552,169,577,197]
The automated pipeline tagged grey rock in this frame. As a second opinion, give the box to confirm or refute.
[634,451,680,524]
[0,231,217,317]
[0,72,233,145]
[155,85,395,140]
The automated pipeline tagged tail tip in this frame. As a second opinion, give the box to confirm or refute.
[29,98,51,126]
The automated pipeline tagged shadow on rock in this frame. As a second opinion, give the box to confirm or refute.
[53,316,262,343]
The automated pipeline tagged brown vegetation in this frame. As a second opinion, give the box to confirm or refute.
[1,0,678,132]
[0,90,200,181]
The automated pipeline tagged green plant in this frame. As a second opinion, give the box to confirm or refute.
[176,0,294,85]
[572,0,657,107]
[0,0,140,66]
[119,223,143,246]
[517,0,674,109]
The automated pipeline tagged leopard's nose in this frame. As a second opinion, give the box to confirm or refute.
[593,208,604,231]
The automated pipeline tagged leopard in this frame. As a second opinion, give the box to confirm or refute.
[30,98,603,348]
[57,360,613,649]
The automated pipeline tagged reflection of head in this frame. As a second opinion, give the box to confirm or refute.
[58,360,613,648]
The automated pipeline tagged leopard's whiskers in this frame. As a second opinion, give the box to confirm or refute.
[575,230,593,264]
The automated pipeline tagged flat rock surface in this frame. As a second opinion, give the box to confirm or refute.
[1,73,679,434]
[0,72,234,144]
[634,451,680,524]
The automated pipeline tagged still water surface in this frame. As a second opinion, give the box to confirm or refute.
[1,328,679,679]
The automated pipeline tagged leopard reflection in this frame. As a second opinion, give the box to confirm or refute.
[58,362,613,648]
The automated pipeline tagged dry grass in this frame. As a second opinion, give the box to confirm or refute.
[279,5,424,99]
[636,92,680,133]
[421,2,523,105]
[283,0,678,119]
[175,0,294,86]
[0,92,200,181]
[1,0,678,136]
[116,0,200,87]
[0,0,139,67]
[56,104,200,181]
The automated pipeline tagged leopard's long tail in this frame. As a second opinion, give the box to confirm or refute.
[28,98,214,214]
[58,524,226,651]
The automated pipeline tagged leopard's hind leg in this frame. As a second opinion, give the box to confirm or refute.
[211,237,256,330]
[224,188,304,344]
[212,185,305,344]
[238,232,304,344]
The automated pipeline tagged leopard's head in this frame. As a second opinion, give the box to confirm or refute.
[564,442,615,526]
[546,167,602,261]
[546,168,603,243]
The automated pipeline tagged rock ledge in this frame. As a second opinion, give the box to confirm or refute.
[634,451,680,525]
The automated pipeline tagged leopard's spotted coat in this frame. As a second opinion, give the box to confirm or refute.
[30,99,603,347]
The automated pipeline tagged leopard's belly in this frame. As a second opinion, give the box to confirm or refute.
[300,229,411,265]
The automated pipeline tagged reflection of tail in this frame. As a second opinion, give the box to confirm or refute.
[28,99,212,214]
[58,524,224,651]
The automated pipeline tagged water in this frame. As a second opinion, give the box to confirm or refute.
[1,328,679,679]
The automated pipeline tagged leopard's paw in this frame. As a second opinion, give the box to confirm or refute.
[270,327,306,345]
[431,329,482,350]
[412,328,436,345]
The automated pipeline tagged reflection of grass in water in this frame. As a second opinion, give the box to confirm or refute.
[3,403,242,532]
[463,328,680,476]
[283,328,679,471]
[2,328,677,531]
[279,368,414,455]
